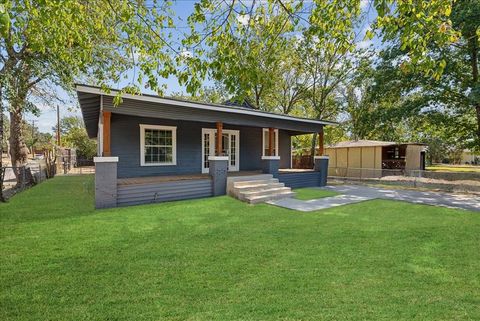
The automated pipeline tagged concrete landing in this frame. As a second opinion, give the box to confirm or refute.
[267,185,480,212]
[268,194,373,211]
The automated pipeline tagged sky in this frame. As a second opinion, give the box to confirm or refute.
[28,0,378,134]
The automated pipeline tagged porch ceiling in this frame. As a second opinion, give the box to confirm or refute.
[77,84,336,138]
[78,92,100,138]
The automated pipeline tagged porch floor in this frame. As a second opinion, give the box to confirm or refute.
[279,168,315,173]
[117,169,312,186]
[118,170,266,186]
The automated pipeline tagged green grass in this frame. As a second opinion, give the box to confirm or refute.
[426,164,480,173]
[294,187,340,200]
[1,176,479,321]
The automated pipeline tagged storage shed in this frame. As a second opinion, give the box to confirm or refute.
[325,140,426,178]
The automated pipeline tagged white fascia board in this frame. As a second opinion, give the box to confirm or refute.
[94,157,119,163]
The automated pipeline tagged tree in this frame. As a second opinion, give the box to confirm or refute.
[53,116,84,136]
[451,0,480,147]
[0,0,178,183]
[55,116,96,159]
[63,127,97,160]
[270,42,309,115]
[206,5,294,110]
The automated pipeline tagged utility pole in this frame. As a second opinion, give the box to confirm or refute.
[30,119,36,157]
[56,105,60,146]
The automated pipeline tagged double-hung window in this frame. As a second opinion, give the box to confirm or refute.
[140,124,177,166]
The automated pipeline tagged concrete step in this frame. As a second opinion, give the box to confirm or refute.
[238,187,292,201]
[226,174,274,195]
[245,191,296,204]
[233,182,285,193]
[233,178,279,187]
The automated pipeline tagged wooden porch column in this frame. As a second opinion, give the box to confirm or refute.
[268,127,275,156]
[102,111,111,156]
[318,128,324,156]
[216,122,223,156]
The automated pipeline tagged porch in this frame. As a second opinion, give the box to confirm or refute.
[117,169,316,186]
[115,169,323,207]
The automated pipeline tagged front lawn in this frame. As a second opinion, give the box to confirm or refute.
[294,187,340,200]
[1,176,479,321]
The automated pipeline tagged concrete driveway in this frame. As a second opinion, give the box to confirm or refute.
[268,184,480,212]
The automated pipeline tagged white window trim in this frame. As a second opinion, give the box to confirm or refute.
[140,124,177,166]
[201,128,240,173]
[97,95,104,156]
[262,128,279,157]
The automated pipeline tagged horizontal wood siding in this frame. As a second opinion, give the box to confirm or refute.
[117,179,212,206]
[278,172,320,188]
[111,114,294,178]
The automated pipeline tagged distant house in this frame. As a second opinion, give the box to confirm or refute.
[77,84,335,208]
[325,140,426,178]
[460,150,479,165]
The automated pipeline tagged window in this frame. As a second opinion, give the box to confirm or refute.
[262,128,279,156]
[140,125,176,166]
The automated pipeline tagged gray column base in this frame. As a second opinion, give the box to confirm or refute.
[261,156,280,177]
[94,157,118,209]
[209,156,228,196]
[314,156,329,187]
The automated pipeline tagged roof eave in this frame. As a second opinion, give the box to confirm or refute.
[75,84,337,127]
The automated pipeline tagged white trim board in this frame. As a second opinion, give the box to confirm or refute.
[201,128,240,173]
[94,157,119,163]
[262,128,279,157]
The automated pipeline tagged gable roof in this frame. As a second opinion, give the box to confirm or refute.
[76,84,337,138]
[327,140,426,148]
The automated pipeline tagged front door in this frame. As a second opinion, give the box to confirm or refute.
[202,128,239,173]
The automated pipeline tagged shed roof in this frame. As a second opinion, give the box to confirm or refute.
[76,84,337,138]
[326,140,425,149]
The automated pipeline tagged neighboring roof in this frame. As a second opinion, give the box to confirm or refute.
[223,99,255,109]
[326,140,426,148]
[76,84,337,138]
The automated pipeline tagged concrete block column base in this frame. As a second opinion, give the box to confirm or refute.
[209,156,228,196]
[261,156,280,177]
[94,157,118,209]
[314,156,329,187]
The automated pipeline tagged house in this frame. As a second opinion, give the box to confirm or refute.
[76,85,335,208]
[324,140,426,178]
[460,150,479,165]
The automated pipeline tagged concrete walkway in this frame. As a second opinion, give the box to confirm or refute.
[267,184,480,212]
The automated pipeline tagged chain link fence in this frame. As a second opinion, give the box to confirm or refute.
[328,167,480,193]
[1,163,55,199]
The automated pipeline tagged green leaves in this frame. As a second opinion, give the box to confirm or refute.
[0,2,10,38]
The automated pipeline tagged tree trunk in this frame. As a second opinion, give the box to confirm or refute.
[476,103,480,147]
[0,86,5,202]
[468,33,480,147]
[9,99,29,186]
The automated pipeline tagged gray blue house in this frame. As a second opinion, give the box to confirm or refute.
[77,84,333,208]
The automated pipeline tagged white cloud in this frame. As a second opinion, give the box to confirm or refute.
[356,40,372,49]
[180,49,193,59]
[237,14,250,26]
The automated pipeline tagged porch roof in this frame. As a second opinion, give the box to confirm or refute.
[76,84,336,138]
